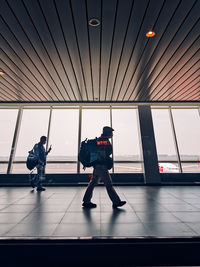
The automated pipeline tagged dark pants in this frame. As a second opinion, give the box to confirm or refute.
[83,164,121,205]
[35,164,45,188]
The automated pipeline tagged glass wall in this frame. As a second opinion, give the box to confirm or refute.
[46,109,79,173]
[0,109,18,173]
[151,109,179,173]
[0,105,199,175]
[172,109,200,173]
[112,109,142,173]
[12,109,50,174]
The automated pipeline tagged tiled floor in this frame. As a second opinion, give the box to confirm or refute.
[1,186,200,237]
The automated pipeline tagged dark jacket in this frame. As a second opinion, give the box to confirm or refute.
[33,143,47,165]
[95,135,113,169]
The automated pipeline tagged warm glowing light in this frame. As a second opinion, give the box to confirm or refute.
[146,30,156,37]
[0,70,5,75]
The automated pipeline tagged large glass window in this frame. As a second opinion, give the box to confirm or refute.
[81,109,110,140]
[80,109,110,173]
[152,109,179,173]
[172,109,200,173]
[12,109,50,173]
[112,109,142,173]
[0,109,18,173]
[46,109,79,173]
[2,105,200,175]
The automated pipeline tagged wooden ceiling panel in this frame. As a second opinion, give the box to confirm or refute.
[111,0,149,101]
[0,0,199,103]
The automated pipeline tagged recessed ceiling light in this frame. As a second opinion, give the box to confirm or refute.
[146,30,155,37]
[0,70,5,75]
[89,18,100,27]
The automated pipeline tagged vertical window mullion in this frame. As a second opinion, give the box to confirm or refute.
[110,105,114,173]
[77,106,82,173]
[7,106,23,174]
[169,107,182,173]
[46,106,53,152]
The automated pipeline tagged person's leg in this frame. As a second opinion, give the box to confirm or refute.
[37,165,45,191]
[82,168,99,205]
[99,165,126,207]
[35,165,40,187]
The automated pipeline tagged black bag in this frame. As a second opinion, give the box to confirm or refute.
[26,149,38,171]
[78,138,113,170]
[78,138,98,169]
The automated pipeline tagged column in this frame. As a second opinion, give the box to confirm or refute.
[138,105,160,184]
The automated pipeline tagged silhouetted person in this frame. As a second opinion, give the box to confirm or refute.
[31,136,52,191]
[82,126,126,208]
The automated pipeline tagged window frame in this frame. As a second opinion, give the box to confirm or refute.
[0,103,199,174]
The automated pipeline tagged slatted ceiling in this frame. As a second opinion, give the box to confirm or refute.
[114,0,151,101]
[182,81,200,100]
[0,6,60,101]
[25,0,73,101]
[153,58,200,100]
[135,0,184,101]
[87,0,101,101]
[68,0,91,101]
[120,0,168,101]
[69,0,91,100]
[173,76,200,101]
[149,26,200,100]
[111,0,150,101]
[0,87,17,101]
[1,48,49,101]
[129,0,200,101]
[125,0,183,101]
[175,75,200,99]
[1,49,53,101]
[149,59,199,101]
[133,0,200,101]
[0,0,199,103]
[100,0,117,101]
[0,74,30,101]
[160,58,200,101]
[53,0,85,100]
[189,89,200,101]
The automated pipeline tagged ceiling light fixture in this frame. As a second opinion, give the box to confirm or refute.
[146,30,155,37]
[0,70,5,75]
[89,18,100,27]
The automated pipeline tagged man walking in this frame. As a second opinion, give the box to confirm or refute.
[31,136,52,191]
[82,126,126,208]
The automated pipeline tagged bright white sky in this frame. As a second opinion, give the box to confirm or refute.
[0,108,200,160]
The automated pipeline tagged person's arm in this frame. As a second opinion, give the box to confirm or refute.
[46,145,52,155]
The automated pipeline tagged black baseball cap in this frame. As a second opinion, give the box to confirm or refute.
[102,126,114,135]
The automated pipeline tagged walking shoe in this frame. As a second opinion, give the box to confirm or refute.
[112,201,126,208]
[82,202,97,208]
[30,179,35,188]
[37,187,46,191]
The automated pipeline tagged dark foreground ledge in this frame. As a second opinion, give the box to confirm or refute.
[1,173,200,186]
[1,237,200,266]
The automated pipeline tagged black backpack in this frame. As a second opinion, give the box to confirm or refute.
[78,138,113,170]
[26,149,38,171]
[78,138,98,169]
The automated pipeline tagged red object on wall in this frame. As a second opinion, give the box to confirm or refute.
[88,174,93,180]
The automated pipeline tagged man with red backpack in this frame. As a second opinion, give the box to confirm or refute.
[82,126,126,208]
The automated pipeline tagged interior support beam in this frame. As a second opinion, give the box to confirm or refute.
[138,105,161,184]
[7,107,23,174]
